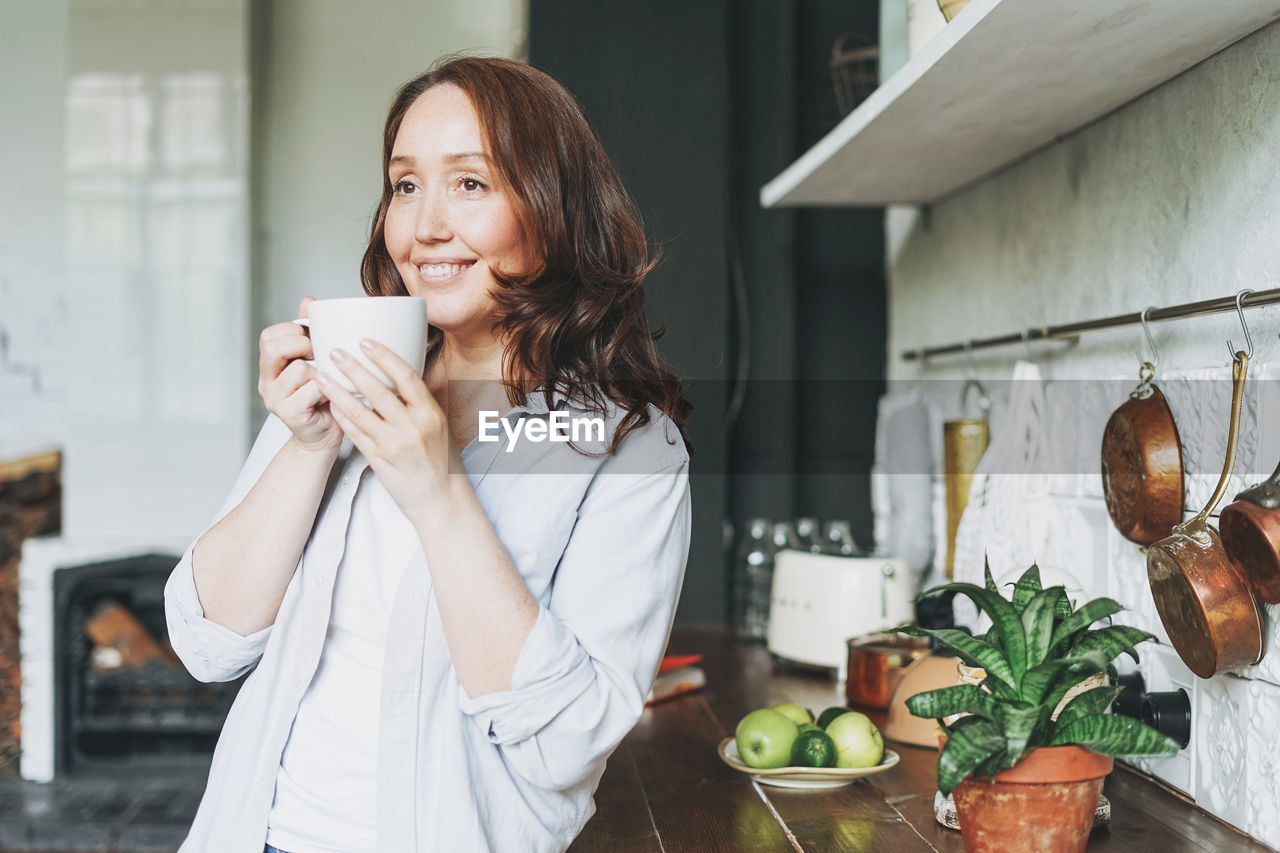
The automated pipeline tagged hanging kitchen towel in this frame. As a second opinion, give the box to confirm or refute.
[951,361,1071,608]
[872,390,934,581]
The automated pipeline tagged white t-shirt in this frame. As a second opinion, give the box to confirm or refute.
[266,465,416,853]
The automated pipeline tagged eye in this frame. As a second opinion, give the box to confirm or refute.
[392,179,418,196]
[459,177,488,194]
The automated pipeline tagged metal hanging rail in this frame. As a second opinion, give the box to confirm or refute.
[901,287,1280,362]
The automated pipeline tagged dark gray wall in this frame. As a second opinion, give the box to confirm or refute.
[530,0,885,626]
[529,1,732,626]
[726,0,884,549]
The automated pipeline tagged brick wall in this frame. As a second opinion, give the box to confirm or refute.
[0,451,62,777]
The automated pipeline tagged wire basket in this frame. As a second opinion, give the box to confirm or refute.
[830,32,879,116]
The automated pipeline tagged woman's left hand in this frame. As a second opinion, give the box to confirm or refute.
[316,339,455,521]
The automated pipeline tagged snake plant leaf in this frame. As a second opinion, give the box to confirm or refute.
[900,627,1017,691]
[1048,713,1180,757]
[938,717,1007,795]
[916,583,1027,683]
[1054,592,1073,622]
[1020,650,1110,706]
[1010,563,1042,614]
[896,624,983,667]
[1067,625,1154,665]
[1021,587,1067,670]
[904,684,1000,721]
[977,628,1004,653]
[970,748,1017,781]
[982,673,1022,703]
[1025,709,1057,752]
[984,556,999,595]
[944,713,992,735]
[1038,652,1115,711]
[996,704,1049,762]
[1048,597,1125,655]
[1054,684,1126,729]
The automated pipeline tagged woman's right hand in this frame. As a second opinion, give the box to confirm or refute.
[258,296,342,454]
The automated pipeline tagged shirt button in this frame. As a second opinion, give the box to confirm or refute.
[313,574,325,588]
[342,473,352,485]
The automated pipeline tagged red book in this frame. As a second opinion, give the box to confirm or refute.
[657,653,703,673]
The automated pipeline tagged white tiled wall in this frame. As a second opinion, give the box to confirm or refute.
[882,15,1280,849]
[2,0,253,541]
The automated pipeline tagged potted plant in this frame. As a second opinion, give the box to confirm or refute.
[898,562,1180,853]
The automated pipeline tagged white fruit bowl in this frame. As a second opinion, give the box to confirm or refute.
[717,738,900,789]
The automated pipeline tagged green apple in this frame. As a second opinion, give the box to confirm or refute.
[825,711,884,768]
[735,709,799,769]
[771,702,814,727]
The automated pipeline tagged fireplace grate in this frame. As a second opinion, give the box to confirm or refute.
[54,554,246,775]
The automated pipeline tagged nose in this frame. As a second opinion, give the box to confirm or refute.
[414,188,451,243]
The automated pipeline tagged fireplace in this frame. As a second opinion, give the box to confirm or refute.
[52,554,245,775]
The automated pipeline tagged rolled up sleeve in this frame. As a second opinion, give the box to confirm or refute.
[164,415,292,683]
[458,455,691,791]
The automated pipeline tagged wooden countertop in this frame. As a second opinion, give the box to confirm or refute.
[570,626,1271,853]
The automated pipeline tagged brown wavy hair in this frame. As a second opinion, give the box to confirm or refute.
[360,55,690,453]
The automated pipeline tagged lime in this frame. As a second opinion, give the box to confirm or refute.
[797,722,820,733]
[817,706,852,729]
[790,729,838,768]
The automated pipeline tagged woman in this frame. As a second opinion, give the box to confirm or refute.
[164,56,691,853]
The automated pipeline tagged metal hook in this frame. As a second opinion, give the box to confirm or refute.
[1229,289,1255,362]
[963,339,980,377]
[1021,329,1036,362]
[961,377,990,416]
[1138,306,1159,372]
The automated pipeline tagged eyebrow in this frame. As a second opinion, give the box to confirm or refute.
[388,152,488,168]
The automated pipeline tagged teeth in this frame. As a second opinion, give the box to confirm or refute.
[419,263,469,278]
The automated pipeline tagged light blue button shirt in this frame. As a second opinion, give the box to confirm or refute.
[164,392,691,852]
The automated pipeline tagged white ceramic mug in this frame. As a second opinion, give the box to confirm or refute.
[295,296,427,393]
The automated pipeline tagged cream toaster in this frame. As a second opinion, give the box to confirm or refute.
[766,550,915,675]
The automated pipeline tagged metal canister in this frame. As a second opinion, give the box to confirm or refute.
[943,380,990,578]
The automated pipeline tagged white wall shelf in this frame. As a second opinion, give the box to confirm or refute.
[761,0,1280,208]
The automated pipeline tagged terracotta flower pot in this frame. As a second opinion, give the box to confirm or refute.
[951,746,1113,853]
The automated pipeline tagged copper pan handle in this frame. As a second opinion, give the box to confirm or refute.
[1236,452,1280,510]
[1176,352,1249,544]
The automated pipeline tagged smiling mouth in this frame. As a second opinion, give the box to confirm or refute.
[418,261,475,282]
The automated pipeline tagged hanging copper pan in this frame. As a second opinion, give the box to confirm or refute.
[1146,350,1264,679]
[1219,453,1280,605]
[1215,287,1280,604]
[1102,311,1185,547]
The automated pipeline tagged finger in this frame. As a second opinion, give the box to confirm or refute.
[316,369,386,437]
[284,377,327,414]
[330,348,404,421]
[272,357,312,393]
[298,295,316,319]
[260,353,311,401]
[326,390,373,452]
[260,324,315,373]
[358,338,433,409]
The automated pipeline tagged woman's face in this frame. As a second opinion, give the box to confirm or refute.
[383,83,529,343]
